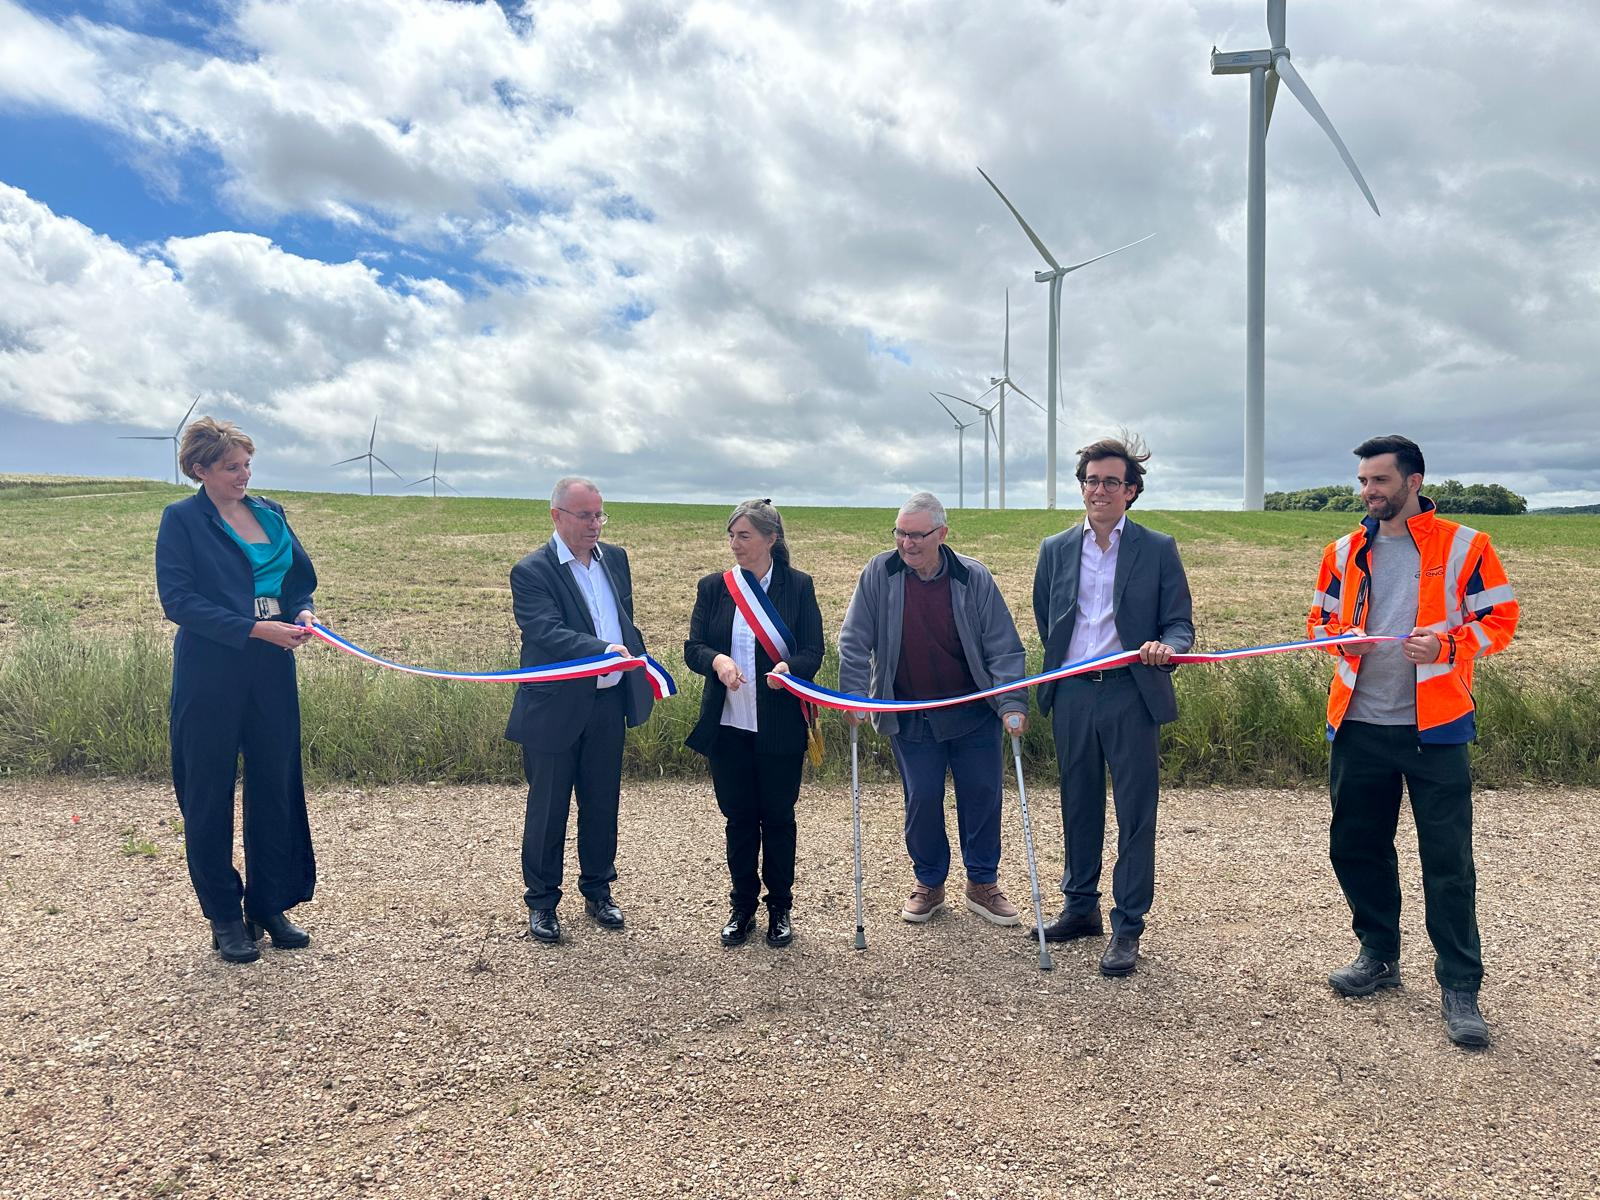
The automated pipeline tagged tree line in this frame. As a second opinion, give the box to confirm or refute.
[1265,481,1528,515]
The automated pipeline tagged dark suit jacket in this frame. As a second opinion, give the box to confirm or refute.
[156,488,317,663]
[682,561,825,758]
[1032,519,1194,724]
[504,538,654,753]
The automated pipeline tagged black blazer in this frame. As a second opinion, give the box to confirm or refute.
[504,538,654,753]
[1032,519,1194,725]
[155,488,317,664]
[683,561,825,757]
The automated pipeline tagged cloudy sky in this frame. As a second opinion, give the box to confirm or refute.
[1,0,1596,509]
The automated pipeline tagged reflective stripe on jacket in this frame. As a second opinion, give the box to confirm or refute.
[1305,497,1518,744]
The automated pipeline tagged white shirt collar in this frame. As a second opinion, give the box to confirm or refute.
[1081,514,1127,541]
[552,532,603,566]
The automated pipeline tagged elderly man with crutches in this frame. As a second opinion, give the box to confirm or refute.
[837,492,1045,950]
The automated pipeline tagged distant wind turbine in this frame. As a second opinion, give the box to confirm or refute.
[977,167,1154,510]
[332,416,403,496]
[407,446,460,498]
[117,394,199,484]
[931,393,980,511]
[1212,0,1380,510]
[981,289,1042,510]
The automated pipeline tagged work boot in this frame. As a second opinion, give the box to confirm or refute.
[1441,988,1490,1049]
[1328,953,1401,997]
[901,882,946,923]
[964,881,1020,926]
[1038,908,1104,943]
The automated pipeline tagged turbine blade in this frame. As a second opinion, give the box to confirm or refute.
[332,454,366,467]
[369,417,378,451]
[371,455,403,479]
[976,167,1060,271]
[1265,67,1279,132]
[119,435,172,441]
[1267,0,1285,48]
[1274,56,1381,216]
[931,394,961,424]
[973,380,1002,403]
[1009,382,1043,412]
[1002,289,1009,374]
[937,390,987,414]
[407,477,429,488]
[1062,231,1156,274]
[440,480,462,495]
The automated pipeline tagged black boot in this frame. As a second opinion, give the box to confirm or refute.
[720,908,757,947]
[246,910,311,949]
[210,919,261,964]
[766,907,794,948]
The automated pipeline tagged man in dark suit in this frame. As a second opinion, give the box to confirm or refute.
[505,476,656,944]
[1032,436,1194,976]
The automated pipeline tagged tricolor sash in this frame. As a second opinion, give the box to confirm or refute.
[723,567,818,731]
[306,621,678,700]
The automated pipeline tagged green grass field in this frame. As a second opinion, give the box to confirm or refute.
[3,478,1597,785]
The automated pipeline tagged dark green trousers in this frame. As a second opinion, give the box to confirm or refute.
[1328,720,1482,990]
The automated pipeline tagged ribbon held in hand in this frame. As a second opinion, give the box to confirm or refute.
[304,622,679,700]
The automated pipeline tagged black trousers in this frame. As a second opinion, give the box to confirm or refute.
[1051,671,1161,939]
[708,727,803,913]
[170,637,315,922]
[520,685,626,909]
[1329,720,1481,990]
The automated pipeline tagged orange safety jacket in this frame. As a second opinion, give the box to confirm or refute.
[1306,497,1518,744]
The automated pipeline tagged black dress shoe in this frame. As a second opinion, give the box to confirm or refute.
[1328,953,1401,997]
[1099,934,1140,977]
[584,896,625,930]
[209,918,261,964]
[528,908,561,944]
[1039,908,1104,943]
[766,908,794,948]
[720,908,757,947]
[245,911,311,949]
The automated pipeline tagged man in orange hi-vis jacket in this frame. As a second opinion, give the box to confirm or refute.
[1307,434,1518,1050]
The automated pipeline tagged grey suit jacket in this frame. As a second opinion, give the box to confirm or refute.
[503,538,655,753]
[1031,519,1194,724]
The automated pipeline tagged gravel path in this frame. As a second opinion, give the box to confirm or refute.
[2,777,1597,1199]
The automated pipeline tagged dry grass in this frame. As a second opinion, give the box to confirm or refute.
[2,776,1597,1199]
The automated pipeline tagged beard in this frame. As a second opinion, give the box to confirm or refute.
[1367,481,1413,522]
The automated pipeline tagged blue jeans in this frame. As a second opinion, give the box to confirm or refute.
[890,712,1004,887]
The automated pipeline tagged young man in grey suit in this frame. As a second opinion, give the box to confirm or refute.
[505,476,657,945]
[1031,437,1194,976]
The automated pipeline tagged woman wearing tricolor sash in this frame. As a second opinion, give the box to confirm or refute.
[684,500,825,949]
[154,417,319,965]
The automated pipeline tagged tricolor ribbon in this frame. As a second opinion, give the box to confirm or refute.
[305,622,678,700]
[772,633,1396,714]
[723,567,793,665]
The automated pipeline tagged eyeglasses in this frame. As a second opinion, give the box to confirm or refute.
[892,526,943,543]
[1080,477,1129,492]
[555,507,608,525]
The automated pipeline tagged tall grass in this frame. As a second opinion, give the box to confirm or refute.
[4,608,1597,789]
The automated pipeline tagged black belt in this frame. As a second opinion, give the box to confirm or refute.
[1076,667,1131,682]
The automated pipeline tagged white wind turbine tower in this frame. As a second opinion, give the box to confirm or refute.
[118,394,199,484]
[936,391,997,509]
[1213,0,1380,510]
[332,416,403,496]
[980,289,1041,510]
[407,446,460,498]
[931,393,980,510]
[977,167,1154,509]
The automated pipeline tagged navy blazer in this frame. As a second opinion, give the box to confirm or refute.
[682,561,825,758]
[1031,519,1194,724]
[156,488,317,660]
[504,538,654,753]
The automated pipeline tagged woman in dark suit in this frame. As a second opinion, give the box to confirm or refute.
[684,499,824,948]
[155,417,319,964]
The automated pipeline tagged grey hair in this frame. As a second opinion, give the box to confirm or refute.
[551,476,600,507]
[727,498,790,566]
[898,491,947,529]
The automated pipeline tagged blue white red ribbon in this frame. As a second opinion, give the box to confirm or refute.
[723,567,793,665]
[305,622,678,699]
[771,633,1395,714]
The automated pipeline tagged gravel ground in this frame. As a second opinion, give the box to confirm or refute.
[2,776,1597,1200]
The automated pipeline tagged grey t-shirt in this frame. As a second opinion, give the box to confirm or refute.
[1346,532,1420,725]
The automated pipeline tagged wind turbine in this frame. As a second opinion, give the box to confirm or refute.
[977,167,1154,509]
[982,289,1042,510]
[407,445,460,498]
[930,393,979,510]
[936,392,997,509]
[1212,0,1380,510]
[332,416,402,496]
[117,394,199,484]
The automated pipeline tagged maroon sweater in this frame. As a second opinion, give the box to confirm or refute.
[894,570,978,701]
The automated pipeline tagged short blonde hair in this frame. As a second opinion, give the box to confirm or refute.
[179,416,255,482]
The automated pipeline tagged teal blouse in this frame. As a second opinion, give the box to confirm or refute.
[222,498,293,599]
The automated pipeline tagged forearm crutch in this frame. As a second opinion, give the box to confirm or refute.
[1010,731,1054,972]
[851,721,867,951]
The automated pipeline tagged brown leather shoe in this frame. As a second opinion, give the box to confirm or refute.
[901,882,946,923]
[964,881,1021,926]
